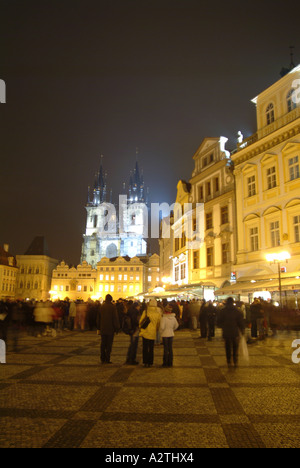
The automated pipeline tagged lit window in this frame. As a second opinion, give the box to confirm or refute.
[266,103,275,125]
[266,166,277,189]
[250,227,259,251]
[289,156,299,181]
[247,175,256,197]
[222,243,230,264]
[270,221,280,247]
[99,274,104,281]
[193,251,199,269]
[214,177,219,193]
[207,247,214,267]
[206,212,213,230]
[294,215,300,243]
[221,206,229,225]
[198,185,203,201]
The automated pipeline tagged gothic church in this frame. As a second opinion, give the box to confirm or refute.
[80,157,148,268]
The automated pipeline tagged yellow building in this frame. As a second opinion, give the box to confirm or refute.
[189,137,237,292]
[163,137,236,300]
[50,261,97,302]
[50,254,160,302]
[16,237,58,301]
[226,65,300,305]
[0,244,18,300]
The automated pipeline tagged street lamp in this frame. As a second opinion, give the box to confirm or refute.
[265,251,291,310]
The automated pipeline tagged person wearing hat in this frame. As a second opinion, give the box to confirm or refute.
[159,303,179,368]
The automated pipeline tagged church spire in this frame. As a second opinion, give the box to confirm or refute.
[90,155,108,206]
[128,148,145,203]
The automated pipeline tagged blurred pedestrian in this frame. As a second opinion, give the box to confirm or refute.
[207,301,216,341]
[218,297,245,368]
[126,302,142,365]
[199,300,208,338]
[97,294,120,364]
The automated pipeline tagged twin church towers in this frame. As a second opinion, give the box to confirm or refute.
[80,154,149,267]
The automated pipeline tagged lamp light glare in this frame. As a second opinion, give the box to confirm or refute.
[266,251,291,262]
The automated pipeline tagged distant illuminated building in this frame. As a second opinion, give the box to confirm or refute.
[80,155,148,267]
[0,244,18,300]
[15,237,58,301]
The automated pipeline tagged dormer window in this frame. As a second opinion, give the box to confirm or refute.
[287,89,297,113]
[266,103,275,125]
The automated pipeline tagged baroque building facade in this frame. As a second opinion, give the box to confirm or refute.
[50,254,160,302]
[162,137,236,300]
[221,64,300,305]
[15,237,59,301]
[160,64,300,305]
[0,244,18,300]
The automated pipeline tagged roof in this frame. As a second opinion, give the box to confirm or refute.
[24,237,51,256]
[0,246,17,267]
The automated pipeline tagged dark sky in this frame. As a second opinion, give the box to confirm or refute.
[0,0,299,265]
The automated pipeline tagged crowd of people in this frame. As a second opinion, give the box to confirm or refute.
[0,295,299,368]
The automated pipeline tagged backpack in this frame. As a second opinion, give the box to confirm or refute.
[122,314,133,335]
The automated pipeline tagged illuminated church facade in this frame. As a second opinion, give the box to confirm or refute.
[80,158,148,268]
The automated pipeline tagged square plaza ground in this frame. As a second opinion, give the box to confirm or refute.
[0,328,300,448]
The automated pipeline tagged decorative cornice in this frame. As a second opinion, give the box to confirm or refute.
[232,120,300,166]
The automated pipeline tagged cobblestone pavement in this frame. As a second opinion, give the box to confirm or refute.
[0,328,300,448]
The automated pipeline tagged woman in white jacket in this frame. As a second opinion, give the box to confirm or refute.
[160,304,179,367]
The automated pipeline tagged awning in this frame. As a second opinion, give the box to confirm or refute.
[216,277,300,296]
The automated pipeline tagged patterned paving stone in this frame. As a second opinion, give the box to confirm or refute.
[1,329,300,448]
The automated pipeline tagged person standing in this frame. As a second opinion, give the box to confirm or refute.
[199,300,208,338]
[139,299,161,368]
[97,295,120,364]
[160,304,179,367]
[218,297,245,368]
[126,302,142,365]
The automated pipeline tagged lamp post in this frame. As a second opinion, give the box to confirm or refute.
[265,251,291,310]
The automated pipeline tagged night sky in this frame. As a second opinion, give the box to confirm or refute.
[0,0,299,265]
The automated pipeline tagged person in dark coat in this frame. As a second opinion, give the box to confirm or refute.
[199,300,208,338]
[218,297,245,368]
[126,302,142,365]
[97,295,120,364]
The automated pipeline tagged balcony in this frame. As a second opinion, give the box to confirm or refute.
[237,106,300,152]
